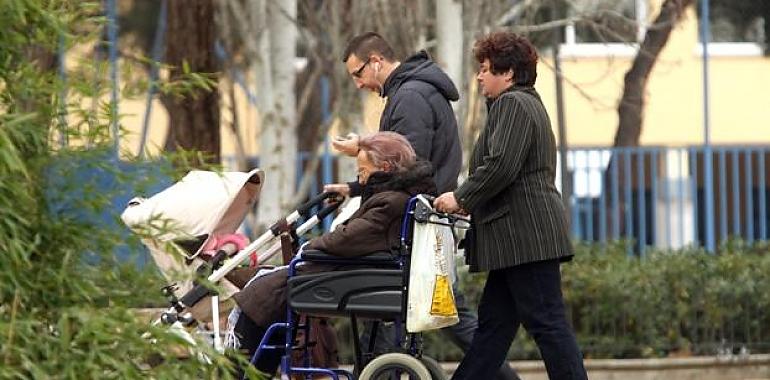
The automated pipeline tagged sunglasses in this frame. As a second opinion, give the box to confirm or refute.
[351,57,371,78]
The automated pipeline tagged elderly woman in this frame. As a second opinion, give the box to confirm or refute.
[230,131,435,375]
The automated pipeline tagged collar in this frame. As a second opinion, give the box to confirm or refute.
[486,85,535,109]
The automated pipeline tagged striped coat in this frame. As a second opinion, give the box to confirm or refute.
[454,86,573,272]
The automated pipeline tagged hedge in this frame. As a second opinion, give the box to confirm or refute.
[413,242,770,361]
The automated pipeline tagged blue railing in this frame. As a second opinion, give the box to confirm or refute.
[562,146,770,254]
[224,145,770,253]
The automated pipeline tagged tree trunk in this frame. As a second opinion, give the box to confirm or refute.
[161,0,220,165]
[227,79,249,171]
[255,0,298,227]
[614,0,694,147]
[606,0,694,249]
[18,46,57,116]
[436,0,463,113]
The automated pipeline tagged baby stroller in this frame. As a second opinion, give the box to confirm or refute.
[247,195,469,379]
[121,168,342,351]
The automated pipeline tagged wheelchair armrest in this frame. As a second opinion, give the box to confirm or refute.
[300,249,398,264]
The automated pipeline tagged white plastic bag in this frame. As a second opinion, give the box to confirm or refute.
[406,196,459,332]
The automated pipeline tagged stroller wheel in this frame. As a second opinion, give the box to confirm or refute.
[359,353,431,380]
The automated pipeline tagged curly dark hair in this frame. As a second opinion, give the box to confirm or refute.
[473,32,538,86]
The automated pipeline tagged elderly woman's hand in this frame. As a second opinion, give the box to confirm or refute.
[323,183,351,197]
[434,191,461,213]
[331,133,360,157]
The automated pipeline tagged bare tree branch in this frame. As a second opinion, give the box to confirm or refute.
[511,17,582,33]
[496,0,538,27]
[289,102,342,207]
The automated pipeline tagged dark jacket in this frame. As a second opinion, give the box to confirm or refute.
[379,51,462,193]
[233,162,436,326]
[454,86,573,272]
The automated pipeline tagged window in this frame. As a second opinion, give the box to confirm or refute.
[696,1,766,57]
[702,1,766,44]
[561,0,647,57]
[560,0,767,58]
[571,0,643,43]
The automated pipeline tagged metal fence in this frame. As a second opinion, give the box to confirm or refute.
[224,145,770,252]
[561,146,770,254]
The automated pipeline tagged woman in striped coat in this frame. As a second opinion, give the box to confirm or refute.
[434,32,588,380]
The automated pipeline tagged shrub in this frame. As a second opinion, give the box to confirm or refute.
[334,243,770,362]
[0,3,256,378]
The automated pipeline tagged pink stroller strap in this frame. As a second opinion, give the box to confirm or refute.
[201,233,250,260]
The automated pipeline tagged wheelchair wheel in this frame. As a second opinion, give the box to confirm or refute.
[359,353,431,380]
[419,356,447,380]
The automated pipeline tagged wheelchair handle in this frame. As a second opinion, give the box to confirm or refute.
[420,194,436,203]
[414,194,471,227]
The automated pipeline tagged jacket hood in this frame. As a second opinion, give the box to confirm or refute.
[382,51,459,101]
[361,160,437,201]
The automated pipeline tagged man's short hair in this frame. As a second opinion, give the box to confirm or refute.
[473,32,538,86]
[342,32,396,63]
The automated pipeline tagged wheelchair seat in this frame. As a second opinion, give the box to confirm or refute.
[287,249,404,319]
[298,249,398,264]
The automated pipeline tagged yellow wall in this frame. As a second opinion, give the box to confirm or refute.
[118,97,167,156]
[536,7,770,147]
[117,80,261,158]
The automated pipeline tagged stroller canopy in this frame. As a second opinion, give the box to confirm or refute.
[122,168,264,259]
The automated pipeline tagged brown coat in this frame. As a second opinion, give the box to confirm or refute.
[233,163,436,326]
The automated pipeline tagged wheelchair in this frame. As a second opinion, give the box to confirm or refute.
[246,195,467,379]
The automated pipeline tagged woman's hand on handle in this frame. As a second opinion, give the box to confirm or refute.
[434,191,461,213]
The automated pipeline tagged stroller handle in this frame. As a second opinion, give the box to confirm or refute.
[296,191,341,218]
[316,200,342,219]
[209,192,343,283]
[255,200,343,264]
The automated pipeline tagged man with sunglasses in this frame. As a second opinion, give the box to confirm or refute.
[328,32,521,380]
[333,31,462,196]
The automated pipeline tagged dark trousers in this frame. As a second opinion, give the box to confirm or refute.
[451,259,587,380]
[361,283,521,380]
